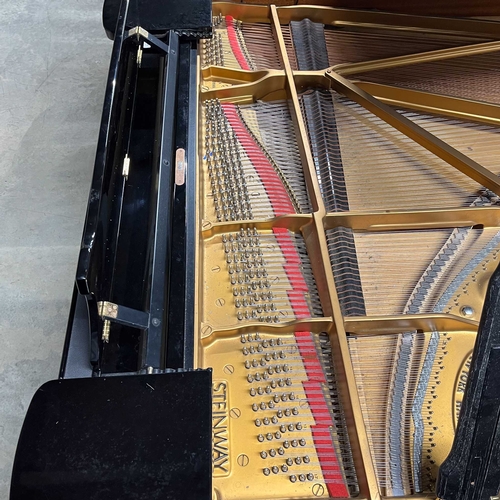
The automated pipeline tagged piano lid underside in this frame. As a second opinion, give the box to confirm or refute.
[197,4,500,499]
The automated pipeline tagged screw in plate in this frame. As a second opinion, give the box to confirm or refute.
[312,484,324,496]
[229,408,241,419]
[223,364,234,375]
[201,325,213,337]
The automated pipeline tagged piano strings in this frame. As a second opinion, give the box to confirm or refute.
[202,15,282,70]
[204,99,311,222]
[200,9,500,498]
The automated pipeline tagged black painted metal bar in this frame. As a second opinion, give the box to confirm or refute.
[143,31,179,371]
[165,40,197,369]
[183,43,198,369]
[166,40,189,369]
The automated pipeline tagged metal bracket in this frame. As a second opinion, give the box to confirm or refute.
[98,301,119,319]
[125,26,170,54]
[97,301,150,330]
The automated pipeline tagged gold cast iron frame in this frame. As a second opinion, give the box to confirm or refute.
[196,4,500,499]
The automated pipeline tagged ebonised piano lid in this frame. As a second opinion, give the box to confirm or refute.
[10,370,212,500]
[103,0,212,40]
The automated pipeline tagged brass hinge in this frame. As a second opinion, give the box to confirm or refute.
[97,301,119,343]
[97,301,119,319]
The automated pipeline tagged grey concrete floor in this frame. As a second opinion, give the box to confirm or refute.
[0,0,111,495]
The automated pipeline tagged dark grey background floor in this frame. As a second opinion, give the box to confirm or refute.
[0,0,111,495]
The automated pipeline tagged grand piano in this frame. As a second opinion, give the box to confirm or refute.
[9,0,500,499]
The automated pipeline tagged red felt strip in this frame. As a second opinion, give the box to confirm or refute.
[303,381,331,421]
[224,16,250,71]
[292,332,349,498]
[270,228,311,318]
[312,429,349,498]
[286,292,310,319]
[295,331,326,382]
[303,361,326,382]
[221,104,294,217]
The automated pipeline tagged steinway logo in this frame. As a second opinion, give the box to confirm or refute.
[453,352,472,429]
[213,381,230,476]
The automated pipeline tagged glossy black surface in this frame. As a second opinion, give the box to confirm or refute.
[166,40,196,369]
[59,288,93,379]
[10,371,212,500]
[103,0,212,40]
[76,0,129,297]
[142,31,179,371]
[182,42,197,368]
[14,2,211,498]
[101,49,166,374]
[72,20,189,374]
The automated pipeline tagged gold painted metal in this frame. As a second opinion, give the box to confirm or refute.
[200,319,334,346]
[344,314,478,335]
[275,5,500,39]
[204,329,335,500]
[331,41,500,76]
[311,212,381,500]
[201,224,315,328]
[195,3,500,499]
[324,70,500,197]
[202,67,280,87]
[212,2,272,22]
[270,5,325,215]
[353,82,500,127]
[202,216,314,237]
[271,5,381,497]
[325,207,500,232]
[201,70,287,102]
[442,244,500,324]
